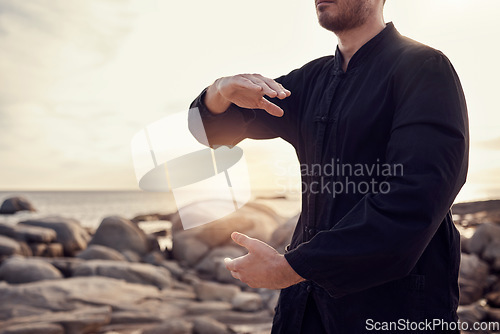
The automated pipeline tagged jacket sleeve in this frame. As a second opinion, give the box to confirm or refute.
[284,53,469,298]
[188,71,302,148]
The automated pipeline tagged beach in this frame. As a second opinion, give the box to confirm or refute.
[0,192,499,333]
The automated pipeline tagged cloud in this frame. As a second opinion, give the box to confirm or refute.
[478,137,500,150]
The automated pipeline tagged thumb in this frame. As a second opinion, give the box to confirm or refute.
[231,232,255,252]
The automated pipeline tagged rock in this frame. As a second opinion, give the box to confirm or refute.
[185,301,233,316]
[171,201,283,256]
[0,235,21,256]
[266,291,280,314]
[76,245,127,261]
[468,222,500,256]
[194,281,240,302]
[486,306,500,322]
[459,253,490,305]
[0,322,64,334]
[228,322,274,334]
[143,319,193,334]
[43,257,84,277]
[0,257,63,284]
[0,196,36,214]
[160,260,185,280]
[231,291,264,312]
[0,306,111,334]
[458,302,487,326]
[159,288,197,300]
[212,310,273,326]
[192,316,229,334]
[29,243,64,258]
[146,234,161,253]
[172,236,210,267]
[89,216,150,256]
[269,213,299,253]
[122,250,141,262]
[20,217,90,256]
[17,242,32,257]
[109,311,165,324]
[0,276,161,320]
[482,242,500,271]
[72,260,173,289]
[142,251,166,266]
[461,235,471,254]
[486,291,500,307]
[0,223,57,243]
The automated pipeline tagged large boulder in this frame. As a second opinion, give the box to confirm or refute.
[0,276,162,319]
[212,310,273,333]
[76,245,127,262]
[0,223,57,243]
[192,316,229,334]
[459,253,490,305]
[172,236,210,267]
[72,260,173,289]
[0,306,112,334]
[194,281,240,302]
[185,301,232,316]
[143,319,193,334]
[468,222,500,256]
[457,302,487,328]
[171,201,283,267]
[0,323,64,334]
[0,257,63,284]
[29,243,64,258]
[231,291,264,312]
[20,217,90,256]
[89,216,150,257]
[0,196,36,214]
[483,243,500,271]
[0,235,21,257]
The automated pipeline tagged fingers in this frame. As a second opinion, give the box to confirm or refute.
[259,76,291,100]
[240,74,291,100]
[259,98,285,117]
[224,256,247,273]
[230,270,241,280]
[224,257,235,271]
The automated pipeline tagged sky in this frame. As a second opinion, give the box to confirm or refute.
[0,0,499,203]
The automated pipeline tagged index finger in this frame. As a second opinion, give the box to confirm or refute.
[257,75,291,100]
[224,256,246,272]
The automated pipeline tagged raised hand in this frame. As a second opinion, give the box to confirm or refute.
[205,74,291,117]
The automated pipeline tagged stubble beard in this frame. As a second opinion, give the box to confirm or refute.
[317,0,373,34]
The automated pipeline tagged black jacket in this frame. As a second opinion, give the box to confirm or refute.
[189,23,469,334]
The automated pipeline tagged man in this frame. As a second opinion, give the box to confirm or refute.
[189,0,468,333]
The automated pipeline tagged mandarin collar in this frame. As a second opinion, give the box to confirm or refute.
[333,22,398,74]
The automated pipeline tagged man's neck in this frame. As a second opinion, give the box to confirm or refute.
[337,17,386,72]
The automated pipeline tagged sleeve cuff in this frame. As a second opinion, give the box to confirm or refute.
[285,246,346,298]
[191,87,257,123]
[189,87,257,147]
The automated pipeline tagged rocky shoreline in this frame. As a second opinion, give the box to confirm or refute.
[0,196,500,333]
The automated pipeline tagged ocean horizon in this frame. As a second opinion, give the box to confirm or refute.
[0,189,303,229]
